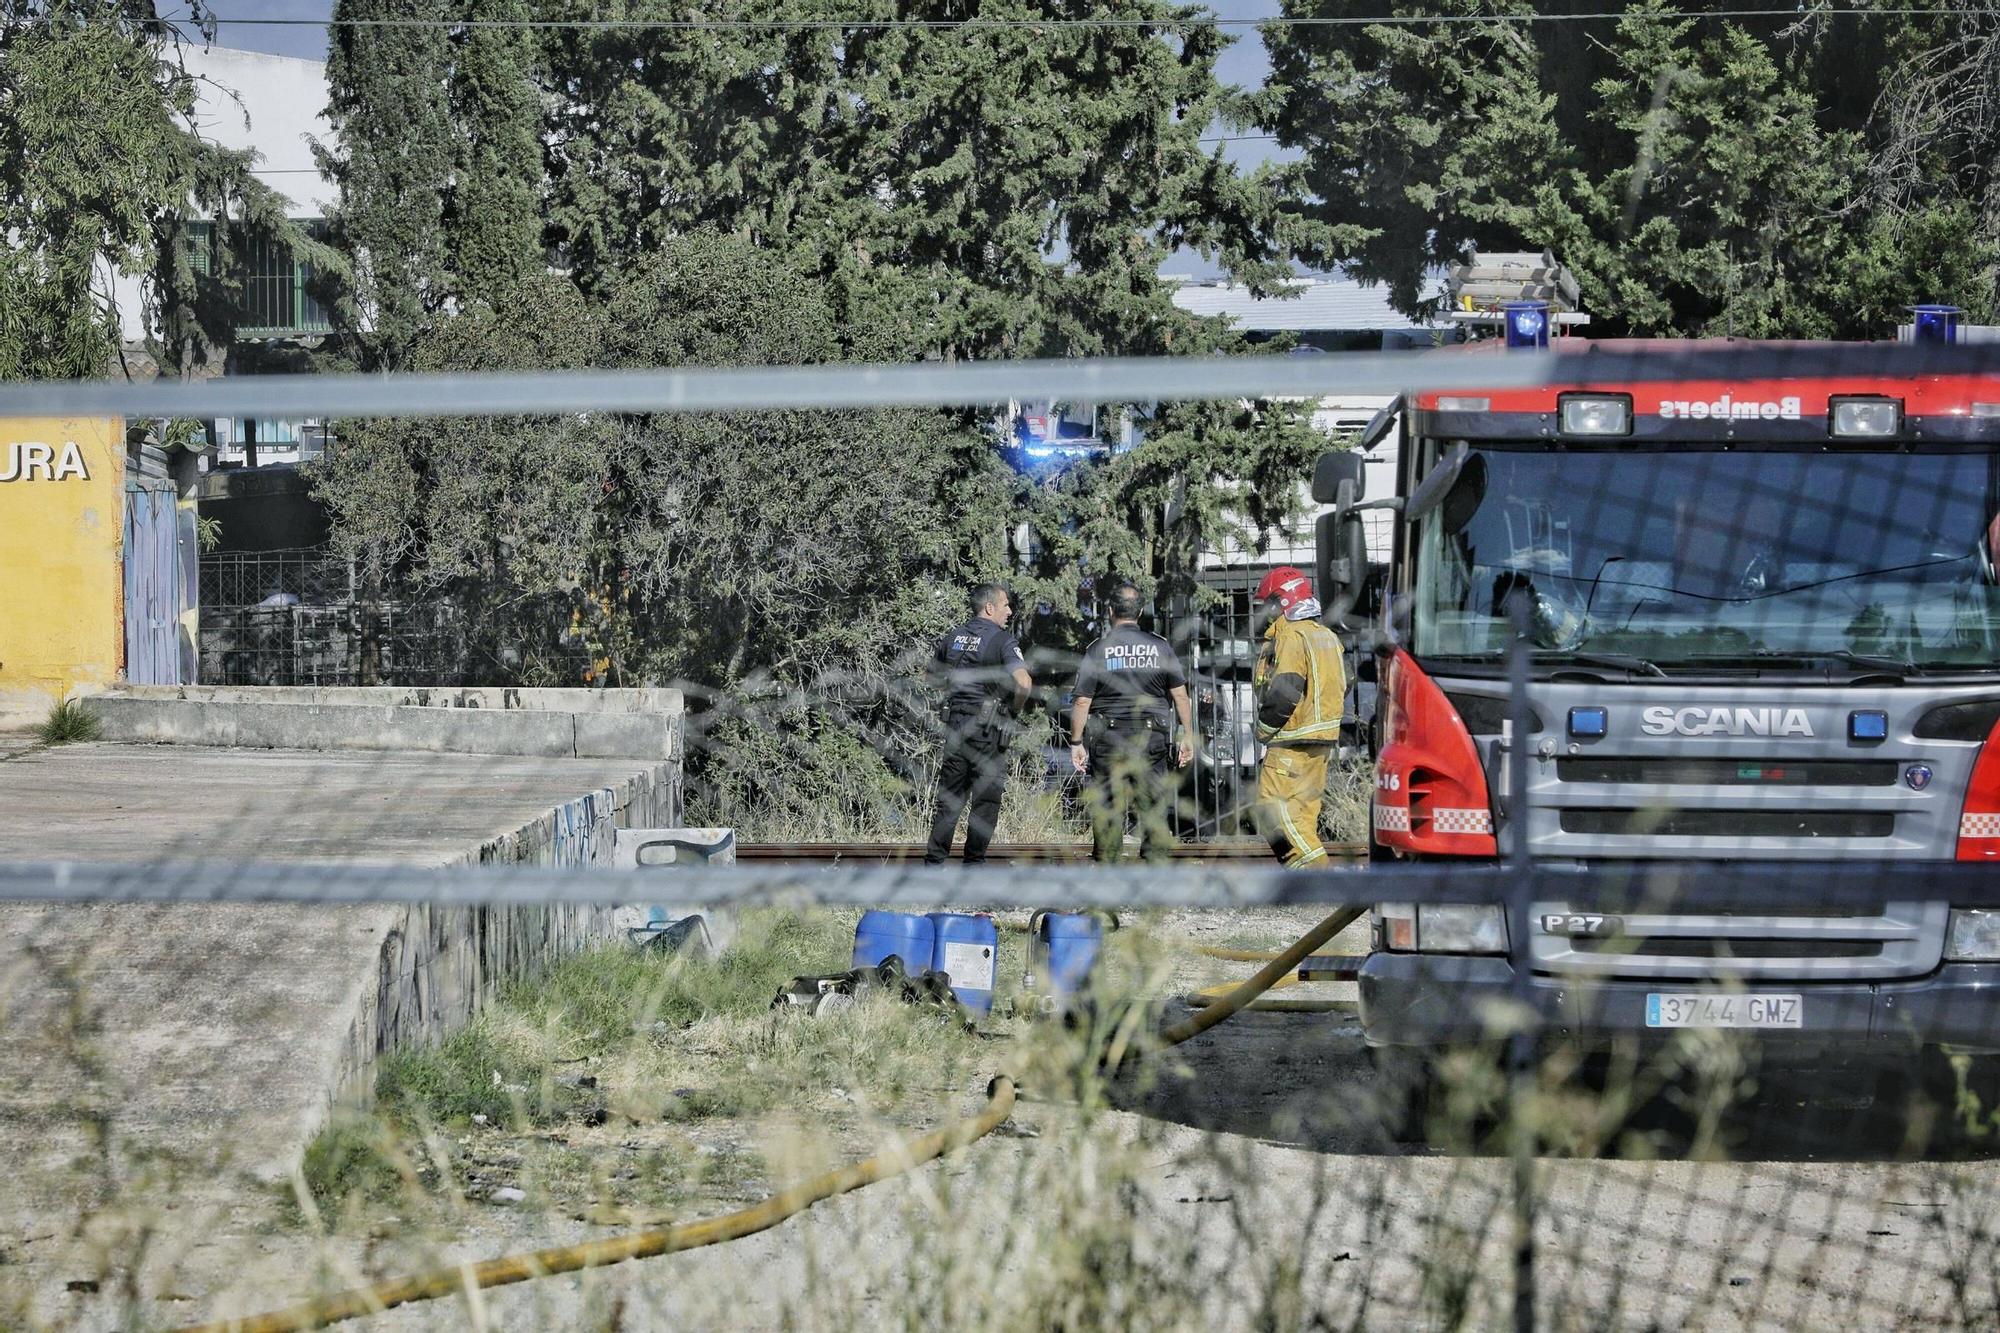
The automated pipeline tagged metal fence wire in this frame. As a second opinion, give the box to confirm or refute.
[197,548,534,687]
[6,341,2000,1331]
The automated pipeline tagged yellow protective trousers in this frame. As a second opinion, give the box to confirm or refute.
[1254,743,1333,868]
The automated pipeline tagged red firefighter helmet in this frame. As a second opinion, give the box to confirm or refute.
[1254,566,1314,614]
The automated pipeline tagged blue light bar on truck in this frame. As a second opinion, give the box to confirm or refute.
[1913,304,1962,344]
[1503,301,1550,350]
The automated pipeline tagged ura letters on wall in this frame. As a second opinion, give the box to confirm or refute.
[0,440,91,482]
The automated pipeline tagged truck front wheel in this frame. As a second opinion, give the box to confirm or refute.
[1369,1043,1512,1146]
[1367,1046,1435,1144]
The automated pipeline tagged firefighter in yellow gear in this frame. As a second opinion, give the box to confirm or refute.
[1250,566,1346,868]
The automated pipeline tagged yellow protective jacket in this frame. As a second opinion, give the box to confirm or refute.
[1253,614,1346,745]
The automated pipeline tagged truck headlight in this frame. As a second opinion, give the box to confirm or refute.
[1946,909,2000,961]
[1375,903,1507,954]
[1421,904,1509,954]
[1557,393,1632,437]
[1829,396,1902,438]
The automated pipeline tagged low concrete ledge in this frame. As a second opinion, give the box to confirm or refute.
[80,686,683,761]
[99,684,681,714]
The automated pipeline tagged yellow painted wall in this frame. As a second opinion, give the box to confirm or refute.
[0,418,125,722]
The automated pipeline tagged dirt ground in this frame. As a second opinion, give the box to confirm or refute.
[16,908,2000,1332]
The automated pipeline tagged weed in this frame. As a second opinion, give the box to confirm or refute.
[36,696,100,745]
[295,1116,410,1223]
[1321,751,1373,844]
[701,753,1086,846]
[376,1021,542,1127]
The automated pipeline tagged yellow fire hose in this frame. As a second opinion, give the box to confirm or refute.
[1184,974,1355,1014]
[178,1078,1018,1333]
[182,904,1365,1333]
[1151,905,1366,1048]
[1184,935,1363,1014]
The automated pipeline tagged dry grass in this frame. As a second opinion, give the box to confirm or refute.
[21,903,2000,1331]
[698,757,1086,845]
[1322,752,1374,845]
[294,907,1187,1240]
[34,698,99,746]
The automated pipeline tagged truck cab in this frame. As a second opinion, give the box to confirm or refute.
[1314,334,2000,1067]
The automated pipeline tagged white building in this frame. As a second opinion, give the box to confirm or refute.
[1168,274,1449,349]
[1167,276,1450,583]
[111,46,338,468]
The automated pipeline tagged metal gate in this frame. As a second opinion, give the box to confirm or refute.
[123,483,185,685]
[1166,589,1264,839]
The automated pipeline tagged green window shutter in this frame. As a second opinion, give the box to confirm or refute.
[186,222,213,277]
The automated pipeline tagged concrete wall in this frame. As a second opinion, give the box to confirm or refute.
[69,685,686,1101]
[0,417,126,723]
[340,761,678,1102]
[79,684,686,768]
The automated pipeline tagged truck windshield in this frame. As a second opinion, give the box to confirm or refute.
[1412,446,2000,673]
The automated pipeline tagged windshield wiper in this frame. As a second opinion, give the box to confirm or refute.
[1532,650,1668,679]
[1816,650,1926,677]
[1677,650,1925,679]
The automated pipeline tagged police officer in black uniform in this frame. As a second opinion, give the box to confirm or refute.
[924,583,1033,865]
[1068,581,1195,862]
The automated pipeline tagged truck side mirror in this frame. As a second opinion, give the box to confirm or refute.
[1406,443,1471,522]
[1354,401,1401,454]
[1311,450,1366,506]
[1315,508,1370,628]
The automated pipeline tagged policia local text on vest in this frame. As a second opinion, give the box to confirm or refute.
[1068,582,1195,863]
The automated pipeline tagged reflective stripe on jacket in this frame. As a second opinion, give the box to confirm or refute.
[1254,615,1345,745]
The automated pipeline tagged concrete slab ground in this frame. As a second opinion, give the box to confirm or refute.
[0,741,669,1329]
[0,740,651,864]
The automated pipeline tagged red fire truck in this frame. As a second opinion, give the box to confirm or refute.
[1311,308,2000,1090]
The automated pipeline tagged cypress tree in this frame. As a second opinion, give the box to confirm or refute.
[319,0,455,368]
[446,0,546,305]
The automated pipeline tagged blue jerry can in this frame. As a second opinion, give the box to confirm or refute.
[1031,911,1104,998]
[927,912,999,1015]
[853,910,935,973]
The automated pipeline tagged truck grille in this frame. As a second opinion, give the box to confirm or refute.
[1568,937,1883,961]
[1555,758,1900,787]
[1530,902,1945,980]
[1558,809,1895,839]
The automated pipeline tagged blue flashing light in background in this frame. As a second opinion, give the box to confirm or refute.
[1849,710,1889,743]
[1008,398,1138,471]
[1504,301,1550,350]
[1912,304,1962,345]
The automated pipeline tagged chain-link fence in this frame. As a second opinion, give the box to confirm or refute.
[198,548,520,688]
[7,341,2000,1332]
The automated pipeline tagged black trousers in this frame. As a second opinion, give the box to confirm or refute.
[925,717,1009,864]
[1084,726,1174,863]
